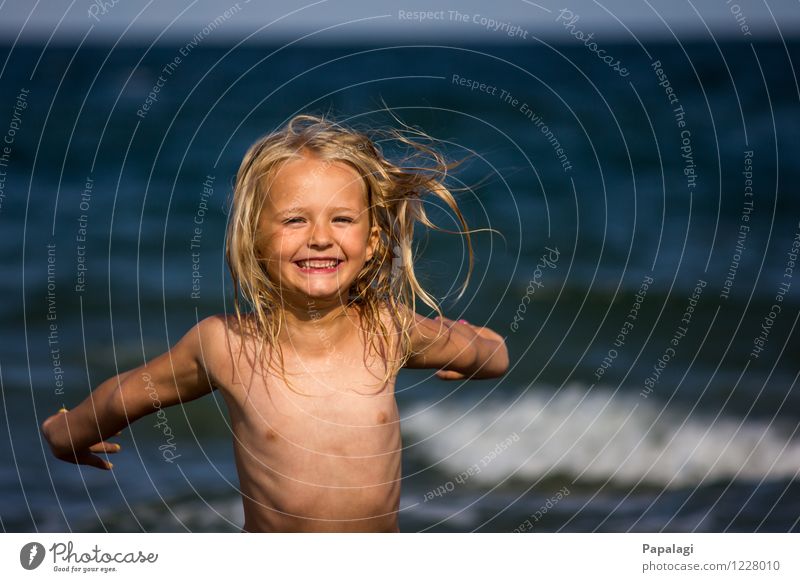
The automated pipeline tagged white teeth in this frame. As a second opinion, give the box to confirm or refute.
[297,260,339,268]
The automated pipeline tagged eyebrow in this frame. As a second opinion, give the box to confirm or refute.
[276,206,359,217]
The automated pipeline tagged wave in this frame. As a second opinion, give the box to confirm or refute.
[401,384,800,489]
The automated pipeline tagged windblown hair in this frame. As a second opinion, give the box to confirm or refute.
[225,113,479,393]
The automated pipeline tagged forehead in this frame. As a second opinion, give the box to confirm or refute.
[264,155,367,210]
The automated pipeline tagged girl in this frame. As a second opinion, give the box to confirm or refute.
[41,114,509,532]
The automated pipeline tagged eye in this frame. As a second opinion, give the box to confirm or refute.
[334,217,354,223]
[283,217,304,224]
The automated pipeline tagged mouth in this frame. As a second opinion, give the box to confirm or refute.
[293,259,345,274]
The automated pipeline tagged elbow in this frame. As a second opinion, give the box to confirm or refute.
[471,340,509,380]
[494,344,510,377]
[488,344,510,378]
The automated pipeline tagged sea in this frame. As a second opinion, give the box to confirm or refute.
[1,37,799,532]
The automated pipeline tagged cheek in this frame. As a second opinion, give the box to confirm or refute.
[253,220,271,250]
[344,225,371,250]
[256,230,295,258]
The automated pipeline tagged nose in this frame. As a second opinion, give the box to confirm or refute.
[307,220,332,248]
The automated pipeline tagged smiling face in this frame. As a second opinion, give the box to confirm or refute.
[255,154,380,310]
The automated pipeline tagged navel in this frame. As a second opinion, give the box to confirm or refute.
[376,411,388,424]
[264,428,278,441]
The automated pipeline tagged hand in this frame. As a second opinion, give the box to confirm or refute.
[41,408,121,471]
[435,368,469,380]
[431,316,502,381]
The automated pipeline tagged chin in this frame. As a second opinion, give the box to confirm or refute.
[300,285,352,301]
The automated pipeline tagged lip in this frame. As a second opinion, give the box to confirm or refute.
[293,259,344,274]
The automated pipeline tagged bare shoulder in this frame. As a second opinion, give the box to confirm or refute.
[364,300,406,363]
[376,302,435,362]
[375,301,400,334]
[194,313,262,387]
[389,303,440,344]
[196,313,258,345]
[194,314,233,352]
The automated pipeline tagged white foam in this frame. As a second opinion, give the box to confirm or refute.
[401,385,800,489]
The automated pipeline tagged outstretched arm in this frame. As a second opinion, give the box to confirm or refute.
[402,309,509,380]
[40,317,217,470]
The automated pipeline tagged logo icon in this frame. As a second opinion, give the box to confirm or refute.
[390,244,404,284]
[20,542,46,570]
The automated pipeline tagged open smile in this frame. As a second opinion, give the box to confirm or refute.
[293,259,345,274]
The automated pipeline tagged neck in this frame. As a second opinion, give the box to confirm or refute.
[277,293,358,350]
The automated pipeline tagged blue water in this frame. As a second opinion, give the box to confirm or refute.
[1,38,799,532]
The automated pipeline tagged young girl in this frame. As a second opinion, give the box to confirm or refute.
[40,114,509,532]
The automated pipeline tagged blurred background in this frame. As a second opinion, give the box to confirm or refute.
[1,0,799,532]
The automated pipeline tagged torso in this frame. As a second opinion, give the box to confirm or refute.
[201,306,402,532]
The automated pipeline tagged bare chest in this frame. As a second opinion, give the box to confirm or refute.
[214,334,400,455]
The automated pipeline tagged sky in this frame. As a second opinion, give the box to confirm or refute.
[0,0,798,44]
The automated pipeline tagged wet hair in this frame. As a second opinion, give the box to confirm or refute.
[225,113,479,394]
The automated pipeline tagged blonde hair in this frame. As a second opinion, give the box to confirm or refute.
[225,113,481,393]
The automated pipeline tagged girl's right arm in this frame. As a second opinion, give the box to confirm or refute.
[40,317,219,470]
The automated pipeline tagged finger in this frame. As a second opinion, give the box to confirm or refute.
[74,452,114,471]
[89,442,121,454]
[435,370,466,380]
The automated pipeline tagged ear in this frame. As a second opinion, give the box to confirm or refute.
[365,224,380,262]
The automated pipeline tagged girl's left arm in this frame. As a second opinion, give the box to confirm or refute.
[402,310,509,380]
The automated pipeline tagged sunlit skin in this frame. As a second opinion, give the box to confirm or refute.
[40,153,509,533]
[255,154,380,352]
[214,154,408,531]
